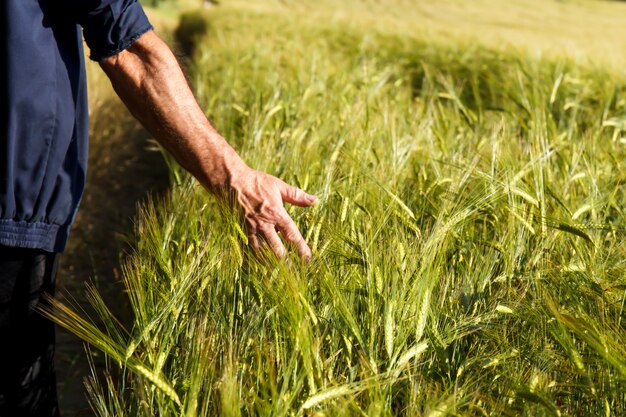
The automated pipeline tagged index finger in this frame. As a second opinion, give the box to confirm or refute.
[276,213,312,262]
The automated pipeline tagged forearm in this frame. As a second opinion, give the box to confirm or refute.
[99,30,317,260]
[99,30,247,194]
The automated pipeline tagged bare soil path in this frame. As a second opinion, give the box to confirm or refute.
[54,96,169,417]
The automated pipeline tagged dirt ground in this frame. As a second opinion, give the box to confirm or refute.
[55,95,170,416]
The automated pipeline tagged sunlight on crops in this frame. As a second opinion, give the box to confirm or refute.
[48,0,626,415]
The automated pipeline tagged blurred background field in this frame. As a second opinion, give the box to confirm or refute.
[54,0,626,415]
[227,0,626,70]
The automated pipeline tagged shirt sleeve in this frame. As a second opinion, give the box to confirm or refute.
[73,0,153,61]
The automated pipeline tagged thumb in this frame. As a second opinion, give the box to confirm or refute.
[279,180,318,207]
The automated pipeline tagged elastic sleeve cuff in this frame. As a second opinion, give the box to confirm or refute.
[82,0,153,61]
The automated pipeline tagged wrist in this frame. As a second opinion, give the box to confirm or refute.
[200,146,249,196]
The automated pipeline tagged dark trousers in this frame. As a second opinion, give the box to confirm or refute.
[0,245,60,417]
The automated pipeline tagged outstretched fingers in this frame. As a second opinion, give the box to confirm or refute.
[239,173,316,261]
[247,226,262,254]
[276,214,311,261]
[250,216,310,261]
[278,180,318,207]
[259,224,287,259]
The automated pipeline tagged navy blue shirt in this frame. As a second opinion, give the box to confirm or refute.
[1,0,152,252]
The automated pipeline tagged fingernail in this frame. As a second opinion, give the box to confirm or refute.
[307,194,319,204]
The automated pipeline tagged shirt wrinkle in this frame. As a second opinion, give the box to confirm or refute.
[1,0,152,252]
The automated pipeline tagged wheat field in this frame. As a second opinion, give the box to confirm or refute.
[47,0,626,415]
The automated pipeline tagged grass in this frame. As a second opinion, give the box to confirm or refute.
[46,0,626,415]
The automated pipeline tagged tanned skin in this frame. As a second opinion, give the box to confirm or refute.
[100,30,317,260]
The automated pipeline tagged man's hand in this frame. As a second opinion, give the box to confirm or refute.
[99,30,316,261]
[230,169,318,261]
